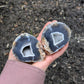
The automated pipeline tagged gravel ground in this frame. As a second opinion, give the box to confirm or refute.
[0,0,84,84]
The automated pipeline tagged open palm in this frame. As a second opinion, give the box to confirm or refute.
[9,20,69,71]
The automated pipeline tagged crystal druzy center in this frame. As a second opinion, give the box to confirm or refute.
[21,43,35,57]
[51,32,64,46]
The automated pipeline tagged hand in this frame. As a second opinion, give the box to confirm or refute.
[8,20,69,71]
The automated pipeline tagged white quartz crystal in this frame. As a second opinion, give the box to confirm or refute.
[51,32,64,46]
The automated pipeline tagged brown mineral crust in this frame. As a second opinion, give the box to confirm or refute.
[51,22,58,27]
[36,41,45,60]
[12,41,16,47]
[42,48,51,55]
[41,37,53,54]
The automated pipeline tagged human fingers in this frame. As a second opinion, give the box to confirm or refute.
[47,42,69,63]
[8,49,18,61]
[32,42,69,71]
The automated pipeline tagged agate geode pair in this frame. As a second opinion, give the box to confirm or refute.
[12,21,71,62]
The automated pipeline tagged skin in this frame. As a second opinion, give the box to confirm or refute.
[8,20,69,71]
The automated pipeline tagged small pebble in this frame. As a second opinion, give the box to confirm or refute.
[21,5,27,10]
[15,34,19,36]
[21,31,24,33]
[0,19,3,23]
[34,33,39,37]
[77,40,80,43]
[14,24,18,27]
[12,28,15,31]
[52,62,57,68]
[56,1,58,7]
[23,1,28,5]
[35,27,39,29]
[51,75,55,80]
[63,17,66,20]
[6,43,9,48]
[40,18,44,21]
[76,6,81,10]
[4,52,9,56]
[68,66,71,69]
[60,10,64,15]
[82,76,84,80]
[35,18,38,21]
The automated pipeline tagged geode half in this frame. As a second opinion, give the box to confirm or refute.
[41,22,71,54]
[12,33,45,62]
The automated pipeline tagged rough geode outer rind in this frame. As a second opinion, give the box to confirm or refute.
[12,33,45,62]
[41,22,71,54]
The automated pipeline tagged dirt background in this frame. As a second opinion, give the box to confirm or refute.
[0,0,84,84]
